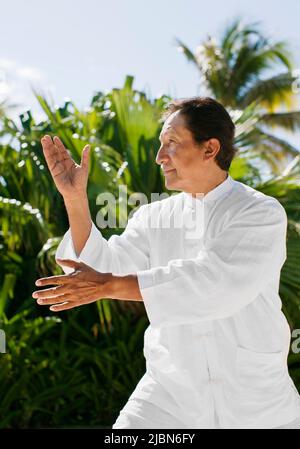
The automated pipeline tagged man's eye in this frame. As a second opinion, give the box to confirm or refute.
[159,139,175,146]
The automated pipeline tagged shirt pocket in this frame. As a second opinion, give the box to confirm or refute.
[236,346,288,393]
[143,326,170,369]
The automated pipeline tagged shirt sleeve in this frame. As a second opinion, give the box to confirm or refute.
[55,204,150,275]
[136,198,288,327]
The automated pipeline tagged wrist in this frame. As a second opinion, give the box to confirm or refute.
[100,273,115,297]
[107,274,143,302]
[63,191,88,204]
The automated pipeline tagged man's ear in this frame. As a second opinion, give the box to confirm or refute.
[204,138,221,159]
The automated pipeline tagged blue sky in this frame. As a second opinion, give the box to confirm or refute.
[1,0,300,145]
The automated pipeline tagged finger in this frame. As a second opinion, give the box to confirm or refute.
[36,294,72,305]
[50,301,82,312]
[42,151,63,173]
[80,145,90,170]
[41,137,63,173]
[36,296,67,305]
[35,286,99,304]
[32,285,67,299]
[53,136,74,169]
[35,274,70,286]
[56,258,81,270]
[43,136,72,168]
[41,135,62,161]
[41,146,59,171]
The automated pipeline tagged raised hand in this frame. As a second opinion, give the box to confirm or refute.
[41,135,90,200]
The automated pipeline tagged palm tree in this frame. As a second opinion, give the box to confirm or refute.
[0,74,300,424]
[231,105,300,330]
[175,18,300,175]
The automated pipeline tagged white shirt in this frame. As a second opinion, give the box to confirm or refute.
[56,174,300,429]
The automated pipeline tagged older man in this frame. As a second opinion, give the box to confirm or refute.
[33,97,300,429]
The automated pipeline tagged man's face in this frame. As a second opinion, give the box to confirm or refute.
[156,110,211,193]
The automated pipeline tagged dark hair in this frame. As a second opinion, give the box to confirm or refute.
[161,96,238,171]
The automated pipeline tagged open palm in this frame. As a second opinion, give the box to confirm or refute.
[41,135,90,199]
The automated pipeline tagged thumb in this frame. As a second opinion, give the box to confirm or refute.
[56,258,81,270]
[80,144,90,170]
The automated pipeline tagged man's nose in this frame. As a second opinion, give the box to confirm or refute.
[156,146,168,165]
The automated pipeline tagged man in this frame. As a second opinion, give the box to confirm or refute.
[33,97,300,429]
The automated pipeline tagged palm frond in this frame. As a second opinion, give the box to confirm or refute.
[241,72,298,109]
[259,111,300,132]
[174,38,199,67]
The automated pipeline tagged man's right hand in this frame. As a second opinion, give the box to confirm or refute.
[41,135,90,200]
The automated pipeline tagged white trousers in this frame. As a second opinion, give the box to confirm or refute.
[112,398,300,429]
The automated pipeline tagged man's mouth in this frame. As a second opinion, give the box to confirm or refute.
[163,169,176,175]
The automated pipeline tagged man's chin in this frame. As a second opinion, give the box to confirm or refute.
[165,179,178,190]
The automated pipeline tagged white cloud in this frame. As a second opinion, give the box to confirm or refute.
[0,58,17,70]
[0,59,55,123]
[0,81,12,97]
[17,66,45,81]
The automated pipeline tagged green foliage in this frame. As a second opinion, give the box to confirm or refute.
[0,302,148,428]
[0,36,300,426]
[0,76,169,428]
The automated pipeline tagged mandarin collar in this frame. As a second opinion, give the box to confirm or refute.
[182,174,234,207]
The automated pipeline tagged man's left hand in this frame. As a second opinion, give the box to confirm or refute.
[32,258,142,312]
